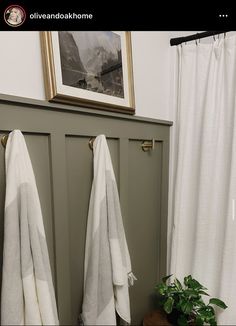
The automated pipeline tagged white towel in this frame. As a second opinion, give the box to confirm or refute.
[81,135,136,325]
[1,130,59,325]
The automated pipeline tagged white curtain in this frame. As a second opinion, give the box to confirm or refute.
[169,35,236,325]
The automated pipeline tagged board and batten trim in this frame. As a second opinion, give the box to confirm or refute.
[0,95,172,325]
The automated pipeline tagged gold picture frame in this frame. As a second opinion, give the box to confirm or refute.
[40,31,135,114]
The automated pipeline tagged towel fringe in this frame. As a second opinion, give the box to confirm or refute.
[128,272,137,286]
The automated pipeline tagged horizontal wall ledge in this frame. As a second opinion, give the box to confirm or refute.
[0,94,173,126]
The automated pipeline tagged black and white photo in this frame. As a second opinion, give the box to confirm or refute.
[41,31,135,113]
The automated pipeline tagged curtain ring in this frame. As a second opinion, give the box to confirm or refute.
[195,39,198,46]
[213,34,216,41]
[196,33,200,44]
[224,32,226,39]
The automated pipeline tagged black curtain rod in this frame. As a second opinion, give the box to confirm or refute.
[170,31,231,46]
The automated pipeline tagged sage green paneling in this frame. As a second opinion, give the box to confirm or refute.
[49,134,72,324]
[119,138,129,225]
[127,140,162,325]
[66,136,93,325]
[107,138,119,185]
[0,94,173,127]
[0,95,172,325]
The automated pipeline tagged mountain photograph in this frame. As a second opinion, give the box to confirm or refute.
[58,31,124,98]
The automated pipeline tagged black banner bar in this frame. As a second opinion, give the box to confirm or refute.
[0,1,234,31]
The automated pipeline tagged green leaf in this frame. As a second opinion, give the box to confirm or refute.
[155,283,167,295]
[164,297,174,314]
[209,317,217,326]
[184,275,192,287]
[175,278,183,290]
[184,289,199,298]
[195,299,206,308]
[189,279,206,290]
[206,311,215,321]
[176,301,182,310]
[180,300,193,315]
[177,314,188,326]
[199,290,209,296]
[162,274,172,284]
[197,306,215,321]
[209,298,228,309]
[195,316,204,325]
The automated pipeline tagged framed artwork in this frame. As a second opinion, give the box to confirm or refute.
[40,31,135,114]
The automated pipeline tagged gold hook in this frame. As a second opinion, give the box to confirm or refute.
[1,134,8,148]
[141,139,155,152]
[88,137,95,150]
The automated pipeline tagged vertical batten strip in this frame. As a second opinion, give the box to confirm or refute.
[119,138,129,227]
[49,133,72,325]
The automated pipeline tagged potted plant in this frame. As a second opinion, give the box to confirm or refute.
[155,275,227,326]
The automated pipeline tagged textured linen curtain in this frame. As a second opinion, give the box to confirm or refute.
[169,35,236,325]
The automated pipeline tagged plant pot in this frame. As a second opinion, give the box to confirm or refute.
[143,309,172,325]
[143,308,197,326]
[166,310,196,326]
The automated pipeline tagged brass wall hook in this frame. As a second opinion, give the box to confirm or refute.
[88,137,95,150]
[89,137,156,152]
[1,134,8,148]
[141,139,155,152]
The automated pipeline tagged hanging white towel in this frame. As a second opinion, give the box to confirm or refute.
[1,130,59,326]
[81,135,136,326]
